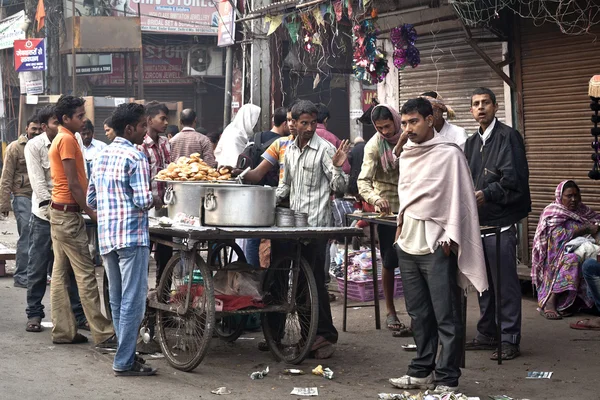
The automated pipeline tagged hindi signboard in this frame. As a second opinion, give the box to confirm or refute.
[64,0,220,35]
[0,11,26,50]
[217,0,235,47]
[14,39,46,72]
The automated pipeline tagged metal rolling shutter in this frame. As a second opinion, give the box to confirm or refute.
[398,29,507,133]
[520,21,600,251]
[91,84,196,109]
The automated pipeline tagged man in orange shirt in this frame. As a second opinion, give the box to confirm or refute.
[48,95,114,346]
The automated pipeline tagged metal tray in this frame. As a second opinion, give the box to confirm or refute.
[154,178,238,184]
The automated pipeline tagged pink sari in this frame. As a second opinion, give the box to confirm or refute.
[531,180,600,310]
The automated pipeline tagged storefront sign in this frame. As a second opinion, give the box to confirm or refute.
[88,45,194,86]
[217,0,236,47]
[0,11,26,50]
[361,88,377,111]
[67,54,113,75]
[64,0,219,35]
[14,39,46,72]
[19,71,44,95]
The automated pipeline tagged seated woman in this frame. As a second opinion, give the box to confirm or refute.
[532,180,600,319]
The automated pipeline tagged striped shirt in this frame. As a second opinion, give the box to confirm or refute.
[169,127,217,167]
[276,134,348,227]
[357,135,400,213]
[138,134,170,201]
[262,134,294,180]
[87,136,153,255]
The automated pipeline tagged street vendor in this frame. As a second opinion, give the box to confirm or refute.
[389,98,488,393]
[420,91,468,150]
[276,100,350,359]
[357,104,411,336]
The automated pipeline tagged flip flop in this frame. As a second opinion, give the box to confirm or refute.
[392,327,414,338]
[25,317,42,333]
[540,309,562,320]
[386,315,403,331]
[570,319,600,331]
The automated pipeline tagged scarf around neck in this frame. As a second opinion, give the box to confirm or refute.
[371,104,402,173]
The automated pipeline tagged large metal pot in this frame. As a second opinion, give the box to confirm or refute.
[203,184,275,227]
[163,182,206,217]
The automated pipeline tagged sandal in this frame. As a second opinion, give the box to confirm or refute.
[392,327,413,338]
[53,333,89,344]
[570,318,600,331]
[114,361,157,377]
[77,320,90,331]
[491,343,520,361]
[465,338,497,351]
[26,317,42,333]
[540,309,562,320]
[386,315,404,331]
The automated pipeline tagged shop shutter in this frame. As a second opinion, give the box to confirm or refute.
[520,21,600,254]
[91,84,196,109]
[398,29,508,133]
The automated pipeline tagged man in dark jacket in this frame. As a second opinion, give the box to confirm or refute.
[463,87,531,361]
[347,136,365,196]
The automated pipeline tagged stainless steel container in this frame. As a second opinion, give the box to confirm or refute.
[294,212,308,227]
[276,208,295,227]
[163,182,206,217]
[203,184,276,227]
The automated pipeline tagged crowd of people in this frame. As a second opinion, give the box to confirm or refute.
[1,86,599,389]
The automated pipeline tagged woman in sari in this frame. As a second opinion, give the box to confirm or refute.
[532,180,600,319]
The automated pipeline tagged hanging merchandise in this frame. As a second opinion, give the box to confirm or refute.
[389,23,421,70]
[352,20,389,84]
[285,16,301,44]
[588,75,600,180]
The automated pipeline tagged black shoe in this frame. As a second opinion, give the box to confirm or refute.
[114,361,157,377]
[14,281,27,288]
[257,340,269,352]
[95,334,118,352]
[53,333,89,344]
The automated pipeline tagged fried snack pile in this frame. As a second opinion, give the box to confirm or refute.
[155,153,232,181]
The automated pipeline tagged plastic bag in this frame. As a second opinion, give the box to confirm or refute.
[213,267,263,300]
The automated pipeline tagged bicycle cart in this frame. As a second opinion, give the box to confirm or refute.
[146,222,362,372]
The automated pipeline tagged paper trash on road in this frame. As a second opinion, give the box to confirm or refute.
[311,365,333,380]
[290,387,318,396]
[250,366,269,380]
[211,387,231,395]
[526,371,553,379]
[41,322,53,328]
[283,369,305,375]
[379,392,473,400]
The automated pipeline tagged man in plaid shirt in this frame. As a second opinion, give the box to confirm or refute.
[87,103,156,376]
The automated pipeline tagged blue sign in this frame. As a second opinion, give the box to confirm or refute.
[14,38,46,72]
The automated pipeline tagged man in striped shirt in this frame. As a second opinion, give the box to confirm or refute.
[87,103,156,376]
[169,109,216,166]
[276,100,350,359]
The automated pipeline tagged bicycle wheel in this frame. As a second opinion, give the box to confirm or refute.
[156,252,215,371]
[209,241,247,268]
[261,255,318,364]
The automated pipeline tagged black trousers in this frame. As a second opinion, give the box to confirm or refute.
[397,246,463,387]
[270,239,338,343]
[154,242,173,287]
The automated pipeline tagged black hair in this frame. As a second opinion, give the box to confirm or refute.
[371,106,395,122]
[206,130,222,145]
[27,114,40,127]
[273,107,287,127]
[166,125,179,136]
[180,109,196,126]
[400,98,434,118]
[37,106,55,126]
[471,87,497,105]
[103,116,114,128]
[286,100,300,113]
[291,100,318,120]
[562,180,580,194]
[84,120,94,133]
[145,100,169,118]
[55,95,86,125]
[315,103,330,124]
[420,91,438,98]
[111,103,146,137]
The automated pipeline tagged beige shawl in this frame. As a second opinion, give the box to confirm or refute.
[398,136,488,293]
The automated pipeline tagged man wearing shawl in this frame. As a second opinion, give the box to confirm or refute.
[532,180,599,319]
[389,98,488,393]
[357,104,411,335]
[420,91,468,150]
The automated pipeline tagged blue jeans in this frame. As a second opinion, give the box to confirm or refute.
[582,259,600,311]
[102,246,150,371]
[12,196,31,285]
[26,213,85,323]
[245,238,261,268]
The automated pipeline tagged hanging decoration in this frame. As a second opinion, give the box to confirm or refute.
[352,20,389,84]
[389,23,421,70]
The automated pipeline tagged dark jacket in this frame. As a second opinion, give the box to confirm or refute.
[347,141,365,196]
[464,119,531,227]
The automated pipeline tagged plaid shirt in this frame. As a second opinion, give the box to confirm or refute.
[87,136,153,255]
[138,134,170,201]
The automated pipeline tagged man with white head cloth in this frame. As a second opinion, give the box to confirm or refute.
[215,104,261,167]
[420,91,468,150]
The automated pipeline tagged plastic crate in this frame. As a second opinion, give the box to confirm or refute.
[336,275,403,302]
